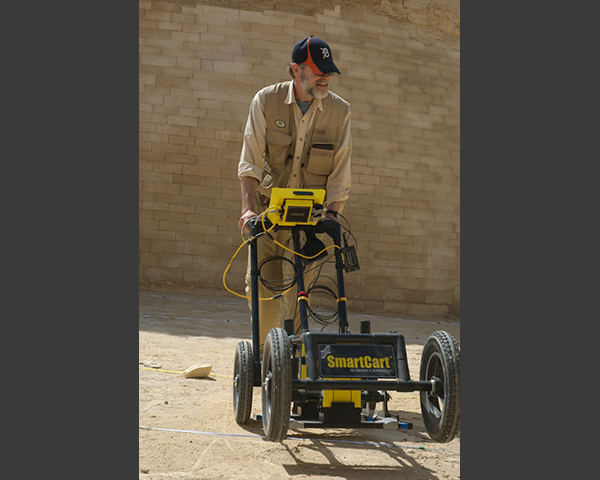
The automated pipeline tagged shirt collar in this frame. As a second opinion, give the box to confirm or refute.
[285,81,324,111]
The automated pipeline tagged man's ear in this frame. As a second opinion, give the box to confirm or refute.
[291,63,301,78]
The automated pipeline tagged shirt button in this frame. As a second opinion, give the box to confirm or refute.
[293,174,297,177]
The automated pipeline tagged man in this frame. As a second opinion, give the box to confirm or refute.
[237,36,352,343]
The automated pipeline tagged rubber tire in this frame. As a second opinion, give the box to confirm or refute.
[419,330,460,443]
[261,328,292,442]
[233,341,254,425]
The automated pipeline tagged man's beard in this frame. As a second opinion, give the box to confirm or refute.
[300,70,329,99]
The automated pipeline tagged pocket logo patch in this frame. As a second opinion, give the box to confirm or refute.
[275,119,286,128]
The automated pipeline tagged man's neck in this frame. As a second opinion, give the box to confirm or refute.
[292,80,314,102]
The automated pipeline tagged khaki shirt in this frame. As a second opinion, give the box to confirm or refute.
[238,81,352,211]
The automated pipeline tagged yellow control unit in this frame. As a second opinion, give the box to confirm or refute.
[267,188,326,226]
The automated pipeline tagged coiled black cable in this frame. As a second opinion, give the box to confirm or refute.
[257,255,297,292]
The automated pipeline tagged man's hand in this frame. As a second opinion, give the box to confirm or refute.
[323,211,339,223]
[239,210,257,234]
[323,201,341,223]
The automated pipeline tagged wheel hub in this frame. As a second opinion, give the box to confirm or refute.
[263,372,272,393]
[429,376,443,398]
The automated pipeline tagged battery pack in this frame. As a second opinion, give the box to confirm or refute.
[340,245,360,272]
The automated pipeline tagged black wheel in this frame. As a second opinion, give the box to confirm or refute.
[419,330,460,443]
[261,328,292,442]
[233,341,254,424]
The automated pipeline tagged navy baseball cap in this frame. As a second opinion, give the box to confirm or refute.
[291,36,341,76]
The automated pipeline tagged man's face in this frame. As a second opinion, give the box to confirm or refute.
[298,65,332,99]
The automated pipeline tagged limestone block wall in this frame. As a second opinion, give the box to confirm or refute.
[139,0,460,316]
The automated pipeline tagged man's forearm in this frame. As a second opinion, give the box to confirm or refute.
[326,201,341,213]
[239,176,259,231]
[240,176,259,214]
[324,200,342,222]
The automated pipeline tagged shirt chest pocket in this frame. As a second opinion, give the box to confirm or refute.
[303,143,335,188]
[306,143,335,175]
[265,130,293,168]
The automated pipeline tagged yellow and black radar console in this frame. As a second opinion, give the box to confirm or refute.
[267,188,326,226]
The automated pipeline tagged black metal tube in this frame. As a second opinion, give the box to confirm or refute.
[331,222,349,333]
[250,219,261,366]
[293,227,311,334]
[303,331,319,382]
[296,331,407,345]
[292,379,435,392]
[395,335,411,381]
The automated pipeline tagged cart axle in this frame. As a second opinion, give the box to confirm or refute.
[292,378,438,392]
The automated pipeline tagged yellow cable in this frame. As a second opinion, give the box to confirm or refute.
[222,237,251,299]
[224,207,342,300]
[139,366,182,374]
[223,208,289,301]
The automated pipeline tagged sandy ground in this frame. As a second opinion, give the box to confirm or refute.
[139,290,460,479]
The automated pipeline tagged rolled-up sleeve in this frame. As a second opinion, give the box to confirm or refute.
[324,105,352,211]
[238,91,267,181]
